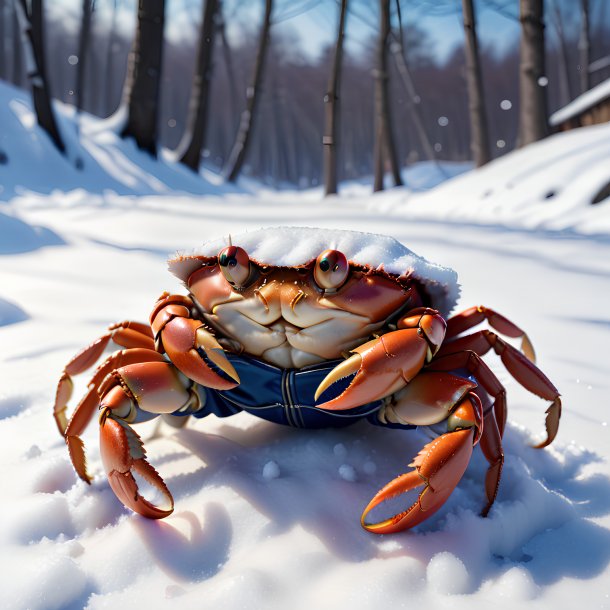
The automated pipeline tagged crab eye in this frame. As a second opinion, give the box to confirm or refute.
[314,249,349,290]
[218,246,250,288]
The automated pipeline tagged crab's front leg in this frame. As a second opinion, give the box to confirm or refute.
[315,308,446,410]
[151,293,240,390]
[97,359,200,518]
[362,374,485,533]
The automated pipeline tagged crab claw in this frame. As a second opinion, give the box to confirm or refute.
[160,316,239,390]
[100,414,174,519]
[361,428,474,533]
[315,310,446,411]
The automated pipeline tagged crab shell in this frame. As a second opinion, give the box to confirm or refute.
[169,227,460,317]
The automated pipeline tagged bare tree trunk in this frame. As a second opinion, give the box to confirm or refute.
[323,0,347,196]
[224,0,272,183]
[12,4,23,85]
[519,0,549,146]
[104,0,118,115]
[15,0,65,153]
[121,0,165,157]
[550,0,573,106]
[579,0,590,93]
[75,0,92,113]
[462,0,491,166]
[373,0,402,192]
[0,1,6,80]
[218,9,238,130]
[391,0,435,162]
[178,0,219,172]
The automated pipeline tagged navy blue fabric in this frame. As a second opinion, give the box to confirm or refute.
[175,352,416,430]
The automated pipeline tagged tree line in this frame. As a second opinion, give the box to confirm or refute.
[1,0,608,193]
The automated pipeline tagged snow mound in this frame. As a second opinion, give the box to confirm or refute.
[0,208,63,253]
[377,122,610,236]
[0,81,240,200]
[170,226,460,316]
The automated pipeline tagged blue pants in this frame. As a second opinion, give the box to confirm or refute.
[176,353,416,430]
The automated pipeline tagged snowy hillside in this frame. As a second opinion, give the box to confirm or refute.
[1,84,610,610]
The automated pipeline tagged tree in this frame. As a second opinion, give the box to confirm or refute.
[390,1,436,163]
[121,0,165,156]
[579,0,590,93]
[75,0,93,114]
[323,0,348,196]
[462,0,491,166]
[224,0,273,183]
[518,0,548,146]
[178,0,220,172]
[15,0,65,153]
[373,0,402,192]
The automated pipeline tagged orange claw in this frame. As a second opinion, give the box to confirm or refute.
[315,310,446,411]
[151,295,240,390]
[361,428,474,533]
[100,415,174,519]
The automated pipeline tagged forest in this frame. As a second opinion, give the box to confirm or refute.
[2,0,609,188]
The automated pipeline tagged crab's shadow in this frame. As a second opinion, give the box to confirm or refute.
[129,414,610,590]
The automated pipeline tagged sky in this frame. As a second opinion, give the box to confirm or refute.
[74,0,523,66]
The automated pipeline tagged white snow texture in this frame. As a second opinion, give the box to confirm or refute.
[1,81,610,610]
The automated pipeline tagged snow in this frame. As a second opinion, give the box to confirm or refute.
[174,226,460,316]
[550,77,610,126]
[1,81,610,610]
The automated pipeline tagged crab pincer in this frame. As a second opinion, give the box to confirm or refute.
[315,309,446,410]
[151,294,240,389]
[100,414,174,519]
[361,392,483,533]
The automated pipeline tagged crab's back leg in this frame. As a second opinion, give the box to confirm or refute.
[97,359,200,519]
[433,339,561,447]
[479,408,504,516]
[54,321,154,436]
[446,305,535,362]
[63,348,166,483]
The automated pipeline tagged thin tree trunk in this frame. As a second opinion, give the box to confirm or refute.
[0,1,6,80]
[218,9,238,137]
[12,4,23,85]
[104,0,118,115]
[519,0,549,146]
[551,0,573,106]
[75,0,93,113]
[224,0,273,183]
[462,0,491,166]
[373,0,402,192]
[178,0,219,172]
[15,0,65,153]
[323,0,347,196]
[579,0,590,93]
[121,0,165,157]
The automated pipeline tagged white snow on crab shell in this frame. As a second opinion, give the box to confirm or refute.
[170,226,460,316]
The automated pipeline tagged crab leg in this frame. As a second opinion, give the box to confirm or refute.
[96,359,198,518]
[315,309,446,411]
[54,321,154,435]
[446,305,536,362]
[362,393,482,533]
[100,415,174,519]
[433,339,561,447]
[151,293,240,390]
[479,409,504,516]
[60,348,167,483]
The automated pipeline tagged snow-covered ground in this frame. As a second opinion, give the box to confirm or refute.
[1,82,610,609]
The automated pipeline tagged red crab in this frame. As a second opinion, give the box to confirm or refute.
[53,227,561,532]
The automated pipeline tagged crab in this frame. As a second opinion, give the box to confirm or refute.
[53,227,561,533]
